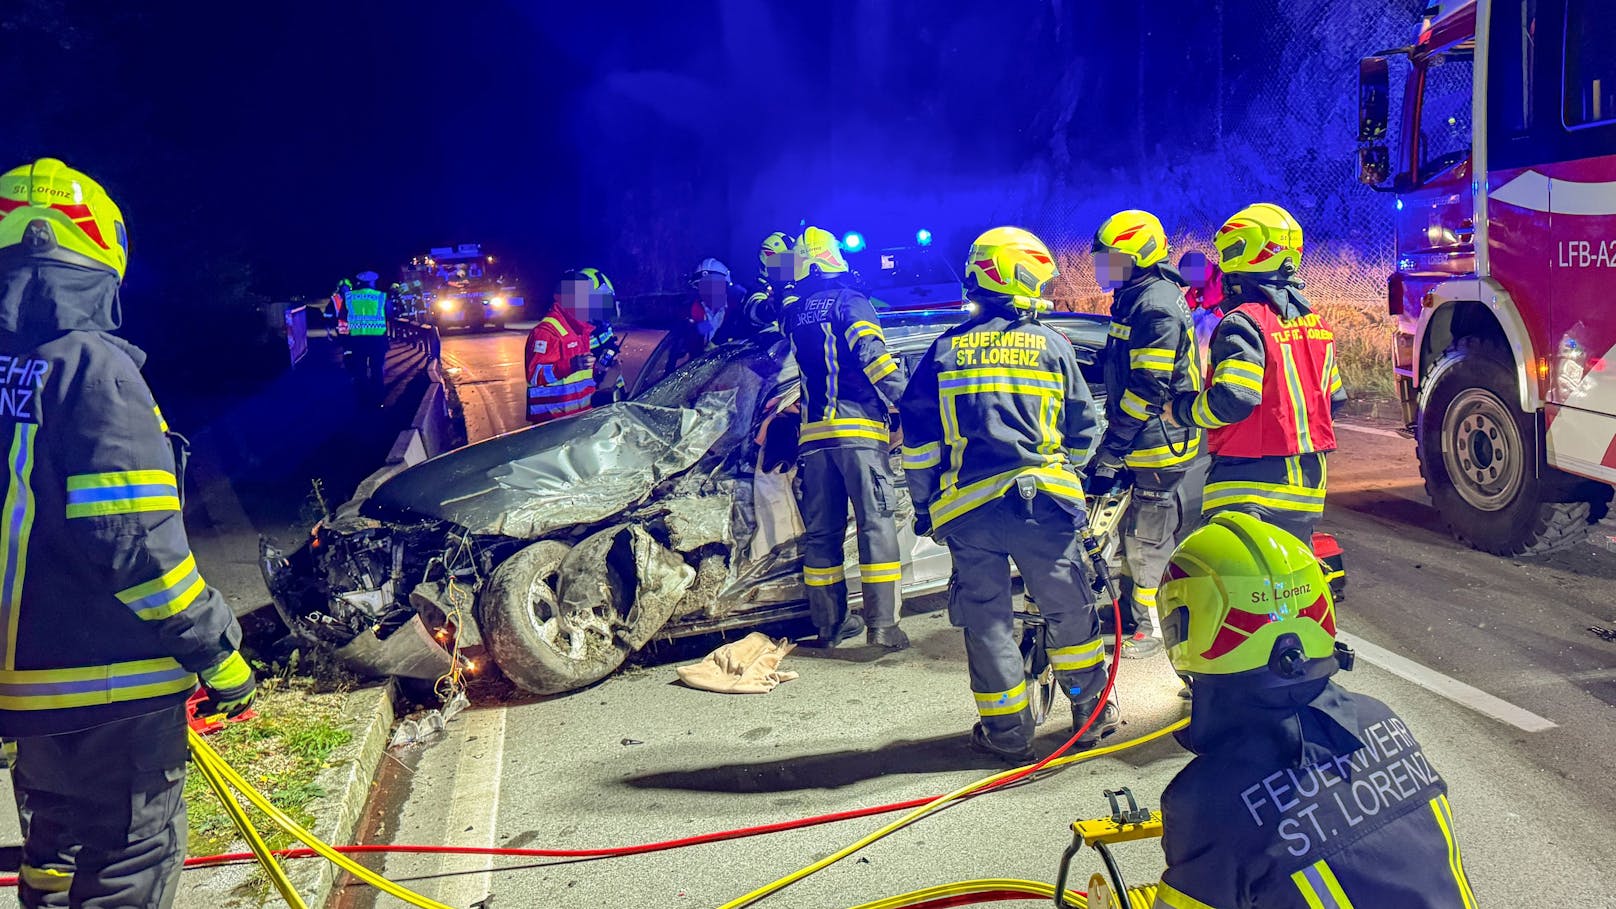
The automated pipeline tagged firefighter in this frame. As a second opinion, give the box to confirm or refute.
[526,268,607,423]
[1153,511,1477,907]
[344,270,391,402]
[742,230,796,328]
[899,226,1114,762]
[0,158,256,908]
[1087,210,1209,660]
[686,257,752,349]
[784,226,909,651]
[1170,203,1347,543]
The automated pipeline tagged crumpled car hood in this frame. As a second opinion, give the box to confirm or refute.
[361,393,735,538]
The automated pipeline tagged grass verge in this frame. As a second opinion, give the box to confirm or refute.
[184,677,353,857]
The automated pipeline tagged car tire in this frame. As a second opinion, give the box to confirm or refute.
[478,540,630,695]
[1416,336,1600,556]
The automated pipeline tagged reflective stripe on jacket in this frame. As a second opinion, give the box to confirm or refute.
[1204,301,1338,458]
[344,287,389,337]
[898,306,1100,533]
[526,312,596,423]
[1099,268,1202,470]
[1156,685,1477,908]
[783,277,907,452]
[0,331,240,737]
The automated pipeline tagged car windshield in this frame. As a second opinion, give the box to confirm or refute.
[635,332,790,412]
[870,248,960,289]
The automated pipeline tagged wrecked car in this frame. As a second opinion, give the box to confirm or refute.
[262,309,1110,695]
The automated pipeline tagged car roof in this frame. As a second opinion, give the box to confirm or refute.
[877,307,1109,358]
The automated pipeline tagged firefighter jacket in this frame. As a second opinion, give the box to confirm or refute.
[898,304,1100,535]
[1098,266,1203,471]
[0,260,242,737]
[1155,679,1477,908]
[526,308,597,423]
[343,286,389,337]
[783,275,906,452]
[742,280,787,329]
[1172,279,1346,458]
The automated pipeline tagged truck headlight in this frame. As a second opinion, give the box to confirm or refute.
[489,297,507,308]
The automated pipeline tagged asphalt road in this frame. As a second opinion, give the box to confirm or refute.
[337,345,1616,907]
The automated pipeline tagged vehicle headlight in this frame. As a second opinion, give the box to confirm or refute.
[489,297,507,308]
[436,300,455,312]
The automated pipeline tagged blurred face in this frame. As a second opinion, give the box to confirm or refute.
[558,279,594,320]
[696,274,728,308]
[1092,250,1135,291]
[1178,250,1212,289]
[764,252,796,285]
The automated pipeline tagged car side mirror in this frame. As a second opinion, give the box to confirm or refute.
[1358,146,1392,188]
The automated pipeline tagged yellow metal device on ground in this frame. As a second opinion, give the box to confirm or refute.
[1054,788,1164,908]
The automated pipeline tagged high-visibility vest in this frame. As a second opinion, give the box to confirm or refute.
[1208,301,1336,458]
[345,288,389,337]
[527,314,596,422]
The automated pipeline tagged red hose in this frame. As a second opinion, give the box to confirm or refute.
[0,599,1127,892]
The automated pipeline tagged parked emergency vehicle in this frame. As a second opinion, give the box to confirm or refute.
[403,243,522,331]
[1357,0,1616,555]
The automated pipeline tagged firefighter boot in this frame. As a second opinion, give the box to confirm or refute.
[811,614,866,649]
[1073,696,1121,750]
[867,623,911,652]
[969,722,1036,765]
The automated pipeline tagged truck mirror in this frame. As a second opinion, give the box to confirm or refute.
[1359,146,1392,186]
[1359,57,1390,142]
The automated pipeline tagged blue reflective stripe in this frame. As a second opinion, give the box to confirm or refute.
[0,666,192,698]
[66,483,177,505]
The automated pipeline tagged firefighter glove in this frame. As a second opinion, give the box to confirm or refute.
[1086,453,1127,497]
[199,652,258,719]
[913,511,933,539]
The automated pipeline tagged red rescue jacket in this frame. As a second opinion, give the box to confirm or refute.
[1208,301,1337,458]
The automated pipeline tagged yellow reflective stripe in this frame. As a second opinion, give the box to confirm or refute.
[1108,322,1132,340]
[931,465,1084,529]
[64,469,182,519]
[1214,358,1263,381]
[823,324,839,418]
[115,553,208,620]
[1212,360,1264,393]
[1191,392,1229,428]
[154,406,170,434]
[800,417,888,444]
[1322,343,1340,396]
[939,367,1064,396]
[860,562,902,584]
[1130,347,1177,371]
[803,564,846,587]
[1,425,39,670]
[1119,390,1153,421]
[1292,859,1356,909]
[1432,796,1479,909]
[974,680,1028,717]
[864,354,898,383]
[1049,638,1105,671]
[901,442,942,469]
[1038,389,1060,458]
[0,657,196,711]
[845,320,883,346]
[1203,479,1326,515]
[1152,880,1225,909]
[540,315,566,333]
[1281,345,1313,451]
[1133,586,1157,608]
[19,865,71,894]
[67,469,177,491]
[1125,433,1202,469]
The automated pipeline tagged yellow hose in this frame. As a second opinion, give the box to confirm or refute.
[840,878,1087,909]
[187,728,454,909]
[714,718,1189,909]
[190,739,309,909]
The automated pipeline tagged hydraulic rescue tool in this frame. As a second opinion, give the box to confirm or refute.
[1054,787,1165,908]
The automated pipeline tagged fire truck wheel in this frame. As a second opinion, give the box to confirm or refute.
[1417,337,1597,556]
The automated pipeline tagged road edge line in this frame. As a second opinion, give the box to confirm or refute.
[1336,420,1407,439]
[1339,632,1558,732]
[435,704,509,905]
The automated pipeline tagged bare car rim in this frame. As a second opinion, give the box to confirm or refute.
[1441,387,1524,513]
[525,570,615,664]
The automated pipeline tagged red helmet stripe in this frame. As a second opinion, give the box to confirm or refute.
[974,258,1002,283]
[1112,226,1141,243]
[0,198,26,215]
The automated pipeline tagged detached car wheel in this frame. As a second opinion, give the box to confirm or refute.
[479,540,630,694]
[1417,337,1597,556]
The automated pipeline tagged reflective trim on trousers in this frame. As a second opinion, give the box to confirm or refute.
[800,417,888,445]
[860,561,902,584]
[18,865,70,894]
[973,680,1029,717]
[1048,638,1105,671]
[803,564,846,587]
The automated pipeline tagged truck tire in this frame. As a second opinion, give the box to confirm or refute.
[1416,337,1596,556]
[478,540,629,695]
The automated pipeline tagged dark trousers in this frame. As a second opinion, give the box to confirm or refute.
[11,704,189,909]
[798,445,903,631]
[945,494,1106,753]
[1114,456,1210,635]
[352,335,389,401]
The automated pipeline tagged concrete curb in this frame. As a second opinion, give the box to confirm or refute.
[1341,393,1406,424]
[175,681,397,909]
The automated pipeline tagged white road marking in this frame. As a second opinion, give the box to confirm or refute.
[435,705,509,906]
[1339,632,1558,732]
[1336,420,1407,439]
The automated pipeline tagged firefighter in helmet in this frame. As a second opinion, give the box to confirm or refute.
[1152,511,1477,908]
[1171,204,1347,543]
[742,230,796,329]
[0,158,255,907]
[1087,210,1209,660]
[784,226,910,651]
[527,268,611,422]
[899,226,1113,762]
[344,270,390,401]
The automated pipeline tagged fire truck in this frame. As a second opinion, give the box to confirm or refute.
[1357,0,1616,555]
[402,243,522,331]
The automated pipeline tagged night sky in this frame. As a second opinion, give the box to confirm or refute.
[3,1,1420,309]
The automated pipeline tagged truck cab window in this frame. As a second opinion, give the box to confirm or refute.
[1565,0,1616,127]
[1417,53,1475,181]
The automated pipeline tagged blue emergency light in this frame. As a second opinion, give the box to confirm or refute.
[916,228,933,247]
[843,231,866,253]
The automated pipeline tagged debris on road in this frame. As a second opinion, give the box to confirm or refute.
[676,632,800,694]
